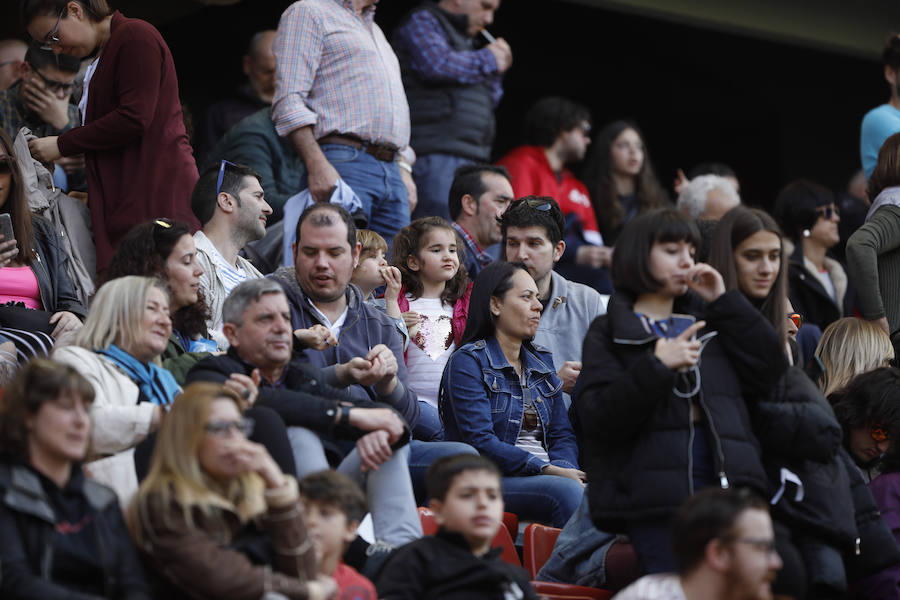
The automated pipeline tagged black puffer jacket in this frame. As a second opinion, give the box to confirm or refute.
[0,458,150,599]
[576,290,788,530]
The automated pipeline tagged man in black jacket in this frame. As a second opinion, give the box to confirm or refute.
[186,278,423,547]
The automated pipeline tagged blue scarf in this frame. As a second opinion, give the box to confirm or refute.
[98,344,180,406]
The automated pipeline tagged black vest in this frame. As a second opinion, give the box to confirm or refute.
[398,3,496,161]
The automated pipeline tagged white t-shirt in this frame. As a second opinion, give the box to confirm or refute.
[406,296,454,408]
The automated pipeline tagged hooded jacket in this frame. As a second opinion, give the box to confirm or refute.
[576,290,787,530]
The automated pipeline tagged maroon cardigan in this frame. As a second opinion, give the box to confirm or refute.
[58,12,199,269]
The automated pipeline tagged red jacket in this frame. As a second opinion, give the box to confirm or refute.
[58,12,199,269]
[497,145,600,240]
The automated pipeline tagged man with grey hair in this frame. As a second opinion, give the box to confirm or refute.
[677,174,741,221]
[186,278,423,548]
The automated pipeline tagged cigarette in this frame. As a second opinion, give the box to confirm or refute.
[481,29,497,44]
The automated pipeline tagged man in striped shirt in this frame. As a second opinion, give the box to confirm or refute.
[272,0,415,247]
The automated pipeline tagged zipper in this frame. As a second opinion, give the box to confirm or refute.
[697,389,730,489]
[33,251,50,311]
[687,399,695,496]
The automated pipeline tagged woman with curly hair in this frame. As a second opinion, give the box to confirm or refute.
[105,219,213,383]
[581,120,668,247]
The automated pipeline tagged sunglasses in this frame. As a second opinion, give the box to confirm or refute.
[814,204,840,220]
[153,218,172,230]
[215,159,238,196]
[32,69,76,94]
[871,426,892,443]
[518,197,553,212]
[788,312,802,329]
[0,156,11,175]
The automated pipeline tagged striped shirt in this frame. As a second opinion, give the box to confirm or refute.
[271,0,410,148]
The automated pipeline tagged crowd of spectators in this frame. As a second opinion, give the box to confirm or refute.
[3,1,900,599]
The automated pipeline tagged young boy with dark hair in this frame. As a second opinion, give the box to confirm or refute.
[298,470,377,599]
[376,454,538,599]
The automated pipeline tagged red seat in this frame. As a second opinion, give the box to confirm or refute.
[523,523,561,578]
[418,507,518,539]
[503,512,519,539]
[417,506,519,565]
[531,581,614,600]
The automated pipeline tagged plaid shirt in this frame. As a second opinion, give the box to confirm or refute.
[0,81,80,140]
[272,0,410,148]
[452,221,493,277]
[393,7,504,107]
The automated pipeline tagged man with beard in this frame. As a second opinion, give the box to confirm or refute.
[614,488,782,600]
[270,203,477,501]
[191,161,272,348]
[861,34,900,180]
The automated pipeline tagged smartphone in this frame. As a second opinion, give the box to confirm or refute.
[0,213,15,245]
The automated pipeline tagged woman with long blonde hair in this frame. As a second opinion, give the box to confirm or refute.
[129,382,335,600]
[815,317,895,398]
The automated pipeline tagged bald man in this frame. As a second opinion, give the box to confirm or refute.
[197,30,277,161]
[0,40,28,91]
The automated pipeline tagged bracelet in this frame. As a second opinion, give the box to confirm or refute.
[397,160,413,174]
[339,404,352,426]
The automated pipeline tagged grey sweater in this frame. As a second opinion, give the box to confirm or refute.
[846,204,900,333]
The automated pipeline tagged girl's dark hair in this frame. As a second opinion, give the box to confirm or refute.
[707,206,787,342]
[0,129,35,263]
[772,179,834,242]
[830,367,900,470]
[459,261,529,348]
[104,220,210,338]
[868,131,900,201]
[0,358,94,456]
[611,208,700,296]
[21,0,111,27]
[582,120,667,240]
[391,217,469,306]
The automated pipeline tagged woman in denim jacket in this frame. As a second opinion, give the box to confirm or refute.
[440,261,584,527]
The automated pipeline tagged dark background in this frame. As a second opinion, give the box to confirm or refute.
[8,1,890,211]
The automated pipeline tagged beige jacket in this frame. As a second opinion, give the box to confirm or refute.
[52,345,156,505]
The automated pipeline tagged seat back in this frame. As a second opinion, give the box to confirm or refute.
[418,506,520,565]
[417,506,438,535]
[523,523,562,578]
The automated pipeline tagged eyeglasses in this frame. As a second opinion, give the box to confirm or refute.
[0,60,17,69]
[788,312,802,329]
[871,426,892,443]
[31,69,76,94]
[41,8,67,50]
[205,417,255,438]
[730,537,778,556]
[215,159,238,196]
[814,204,840,220]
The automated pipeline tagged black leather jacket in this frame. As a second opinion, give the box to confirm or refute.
[0,458,150,599]
[28,215,87,318]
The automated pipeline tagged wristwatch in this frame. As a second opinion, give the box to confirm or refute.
[339,404,352,426]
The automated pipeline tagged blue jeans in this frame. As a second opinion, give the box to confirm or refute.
[411,153,474,221]
[501,474,585,528]
[408,439,479,504]
[315,144,410,247]
[412,401,444,441]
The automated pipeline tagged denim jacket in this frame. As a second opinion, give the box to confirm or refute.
[440,336,579,476]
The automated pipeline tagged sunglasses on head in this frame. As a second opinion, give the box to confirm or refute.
[788,312,802,329]
[215,159,238,197]
[518,197,552,212]
[871,426,892,443]
[814,204,839,220]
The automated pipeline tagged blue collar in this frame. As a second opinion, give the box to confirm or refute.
[482,337,554,378]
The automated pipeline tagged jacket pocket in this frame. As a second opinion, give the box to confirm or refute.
[483,371,511,414]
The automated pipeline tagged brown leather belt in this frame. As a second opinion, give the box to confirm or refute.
[318,134,398,162]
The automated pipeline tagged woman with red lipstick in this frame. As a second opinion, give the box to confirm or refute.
[0,359,152,599]
[440,261,583,528]
[104,219,215,383]
[577,208,788,575]
[22,0,199,271]
[581,120,668,247]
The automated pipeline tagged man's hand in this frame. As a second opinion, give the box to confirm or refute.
[347,407,405,444]
[557,361,582,395]
[487,38,513,72]
[575,245,613,269]
[399,165,417,214]
[28,136,62,163]
[21,76,70,130]
[224,369,262,410]
[335,345,399,394]
[307,160,340,203]
[356,430,393,471]
[294,324,338,350]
